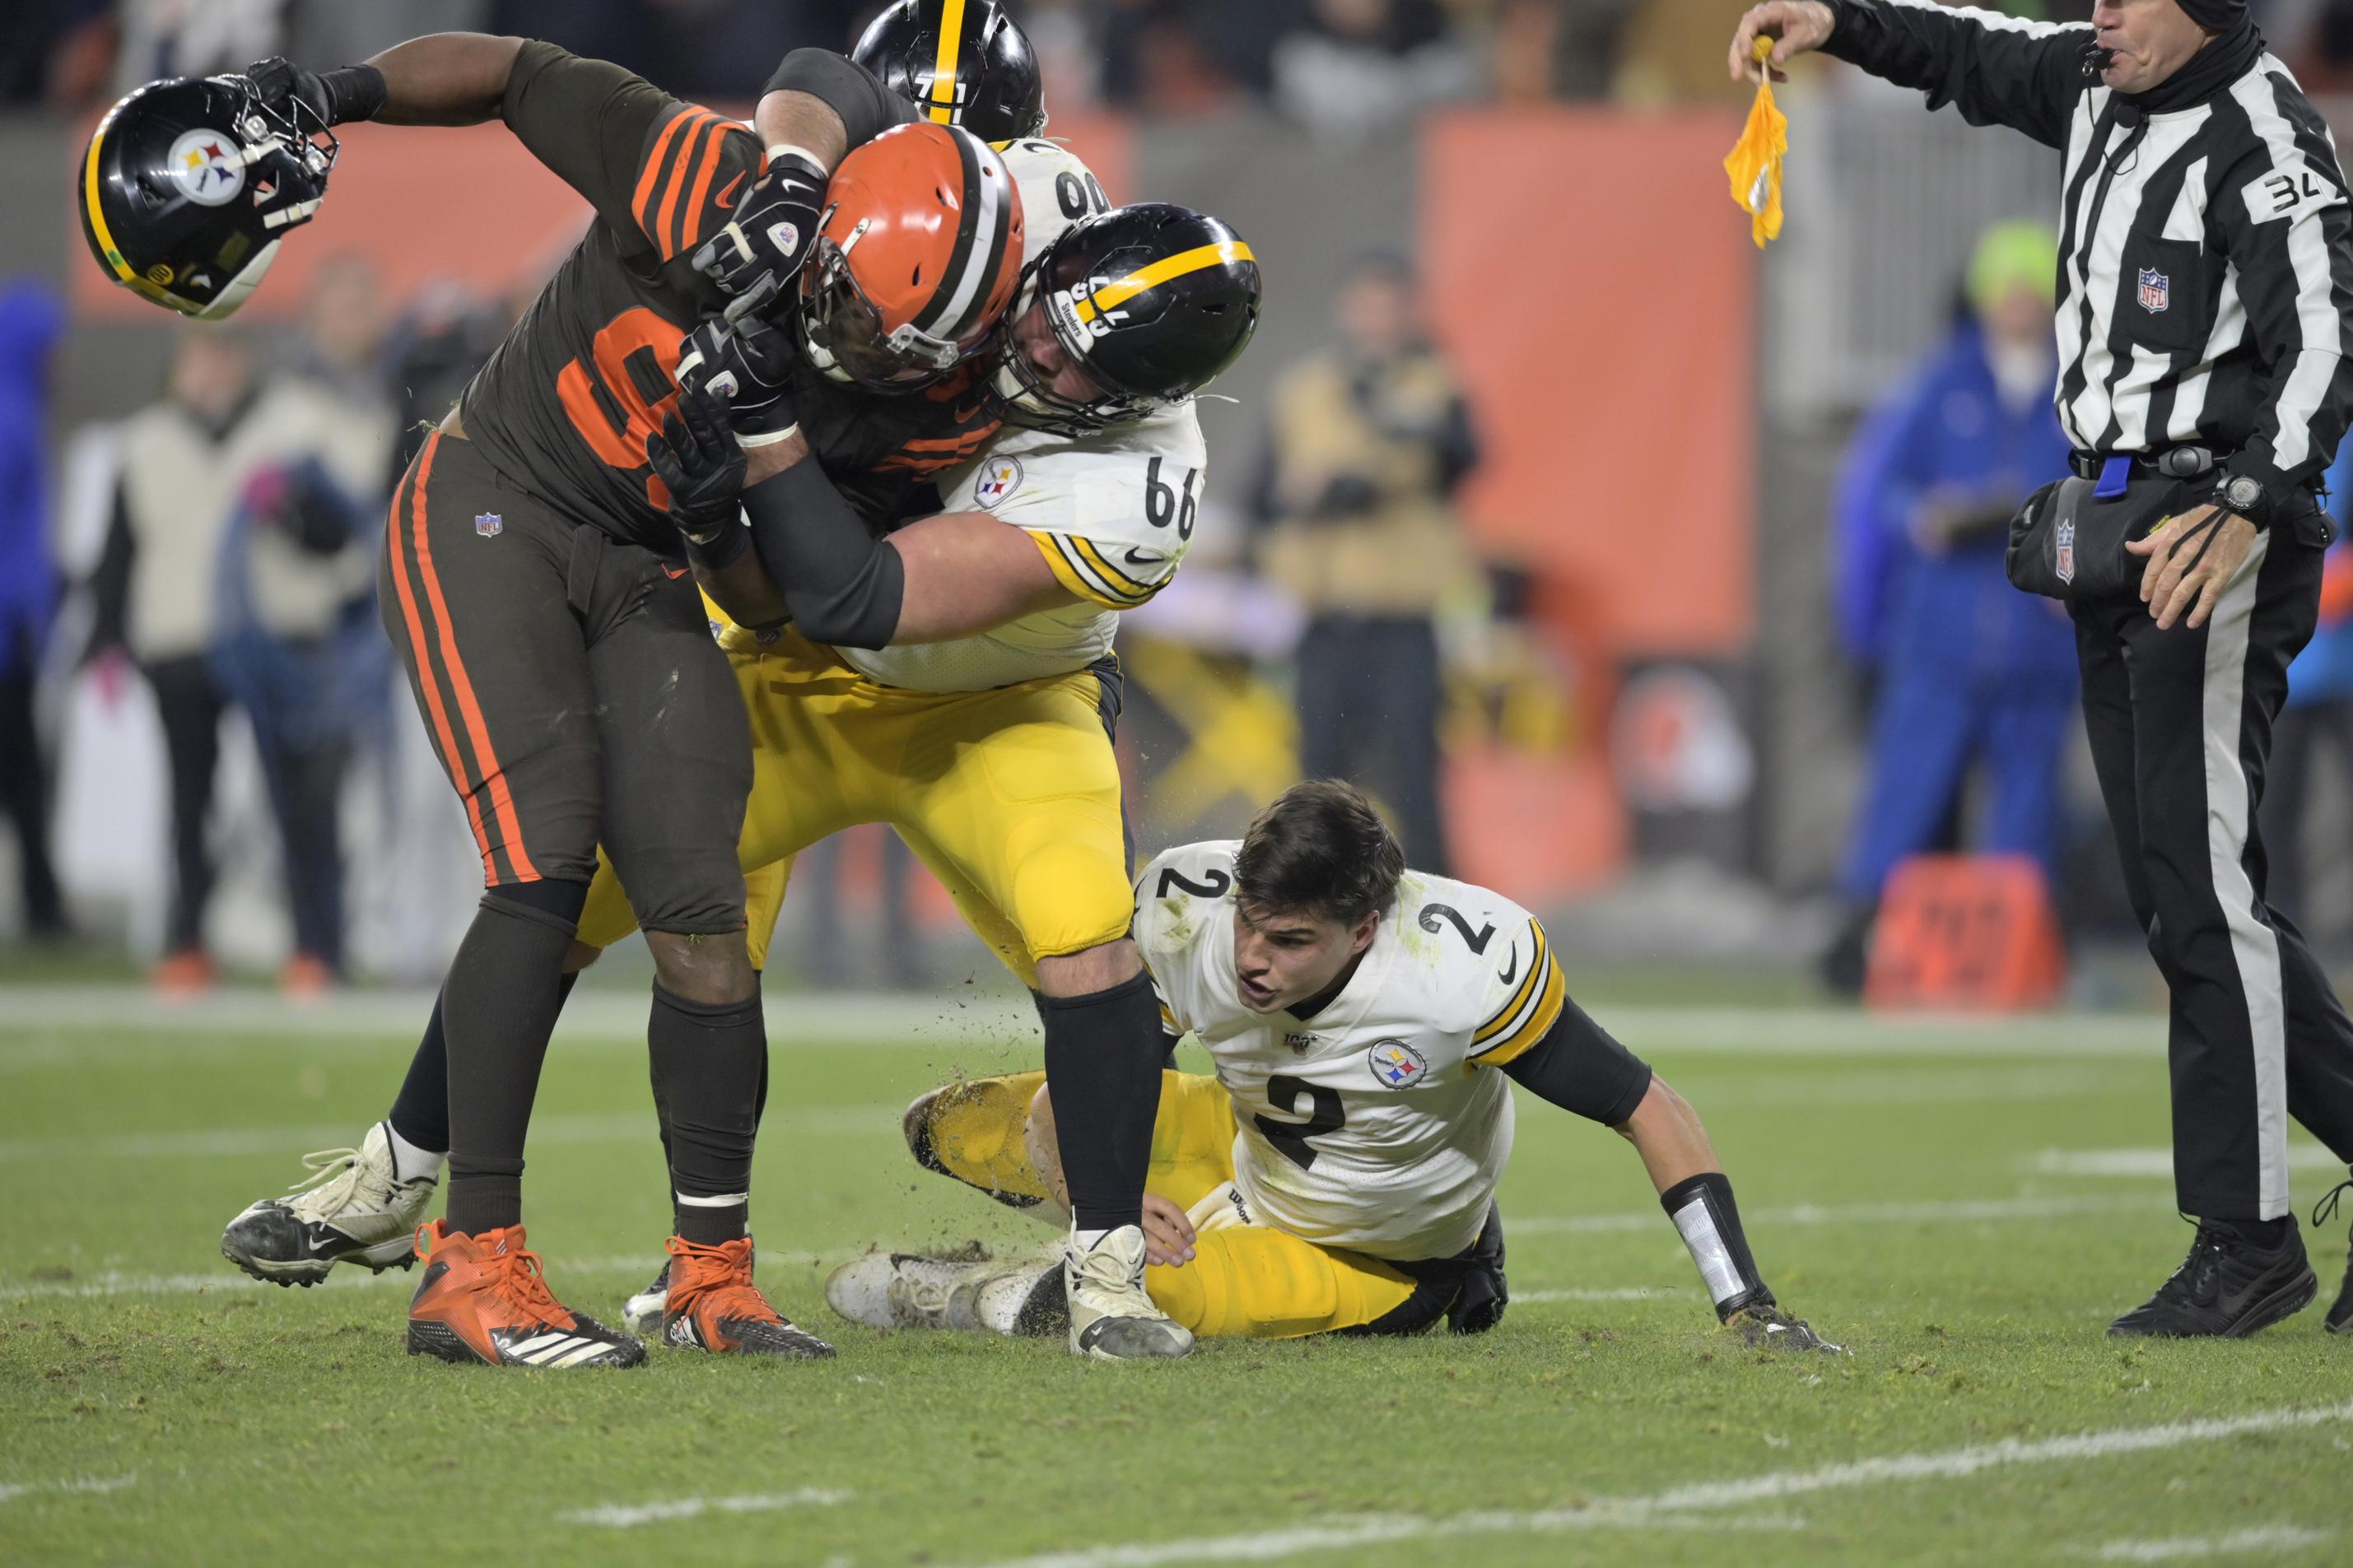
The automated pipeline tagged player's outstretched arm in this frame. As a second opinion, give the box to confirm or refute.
[1610,1076,1844,1353]
[246,35,524,130]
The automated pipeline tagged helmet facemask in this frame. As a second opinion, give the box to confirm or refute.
[796,202,1010,393]
[985,263,1163,438]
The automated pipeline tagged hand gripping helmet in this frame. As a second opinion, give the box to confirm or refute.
[990,203,1260,437]
[78,73,334,319]
[797,122,1026,392]
[852,0,1047,145]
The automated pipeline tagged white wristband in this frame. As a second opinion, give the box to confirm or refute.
[764,143,827,173]
[736,423,802,450]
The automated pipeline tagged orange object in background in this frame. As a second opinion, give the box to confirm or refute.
[1865,854,2066,1012]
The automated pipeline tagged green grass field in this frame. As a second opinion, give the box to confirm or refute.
[4,988,2351,1567]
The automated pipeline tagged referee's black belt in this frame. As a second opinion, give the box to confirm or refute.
[2068,445,2219,482]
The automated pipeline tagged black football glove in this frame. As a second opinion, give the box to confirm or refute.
[645,384,748,547]
[244,57,385,128]
[1726,1301,1847,1355]
[675,314,800,447]
[690,152,828,302]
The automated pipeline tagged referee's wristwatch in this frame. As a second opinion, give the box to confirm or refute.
[2215,472,2271,528]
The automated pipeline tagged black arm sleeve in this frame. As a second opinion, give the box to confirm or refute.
[85,484,133,663]
[1821,0,2092,151]
[762,49,919,153]
[1499,998,1653,1126]
[739,458,906,649]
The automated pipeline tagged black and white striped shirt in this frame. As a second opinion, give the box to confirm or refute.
[1824,0,2353,519]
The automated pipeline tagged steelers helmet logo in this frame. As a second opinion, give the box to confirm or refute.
[1366,1039,1430,1091]
[166,128,246,207]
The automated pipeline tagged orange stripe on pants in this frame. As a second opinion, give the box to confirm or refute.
[384,452,500,881]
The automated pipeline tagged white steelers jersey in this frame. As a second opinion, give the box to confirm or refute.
[1133,840,1568,1263]
[836,139,1208,694]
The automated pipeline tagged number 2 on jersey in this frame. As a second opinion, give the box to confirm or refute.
[1256,1075,1345,1170]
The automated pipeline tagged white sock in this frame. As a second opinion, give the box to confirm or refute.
[1073,1227,1113,1251]
[384,1121,446,1185]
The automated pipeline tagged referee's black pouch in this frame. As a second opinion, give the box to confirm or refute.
[2006,468,2188,603]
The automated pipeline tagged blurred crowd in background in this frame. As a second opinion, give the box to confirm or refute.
[9,0,2353,1002]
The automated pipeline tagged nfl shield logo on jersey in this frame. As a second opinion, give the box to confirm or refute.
[2055,516,2076,585]
[2137,268,2169,313]
[1366,1040,1430,1090]
[475,512,502,537]
[973,458,1023,510]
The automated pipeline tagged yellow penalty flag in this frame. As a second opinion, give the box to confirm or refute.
[1724,36,1789,248]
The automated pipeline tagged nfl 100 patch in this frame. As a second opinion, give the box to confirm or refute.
[1366,1039,1430,1089]
[475,512,502,537]
[2137,268,2169,314]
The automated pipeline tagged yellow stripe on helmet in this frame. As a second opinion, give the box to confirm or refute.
[82,106,201,315]
[928,0,967,124]
[1072,241,1254,326]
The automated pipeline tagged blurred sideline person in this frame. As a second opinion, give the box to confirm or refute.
[1260,252,1479,874]
[1733,0,2353,1338]
[0,280,68,940]
[829,781,1841,1352]
[1820,221,2077,993]
[2260,438,2353,955]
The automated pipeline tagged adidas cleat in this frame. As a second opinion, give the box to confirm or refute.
[622,1257,672,1339]
[221,1120,435,1287]
[406,1221,644,1369]
[1064,1225,1190,1361]
[824,1247,1063,1335]
[662,1236,835,1358]
[2108,1217,2317,1339]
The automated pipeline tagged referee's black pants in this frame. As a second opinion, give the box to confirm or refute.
[2071,505,2353,1221]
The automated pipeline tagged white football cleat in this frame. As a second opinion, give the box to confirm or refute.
[622,1258,671,1338]
[221,1120,435,1287]
[824,1249,1065,1334]
[1064,1225,1192,1361]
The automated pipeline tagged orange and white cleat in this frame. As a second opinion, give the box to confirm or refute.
[405,1221,645,1369]
[661,1236,836,1358]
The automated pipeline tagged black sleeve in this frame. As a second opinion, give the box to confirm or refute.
[1820,0,2092,151]
[1499,998,1654,1126]
[1436,393,1479,496]
[763,49,920,154]
[739,458,906,649]
[84,483,133,663]
[499,41,676,244]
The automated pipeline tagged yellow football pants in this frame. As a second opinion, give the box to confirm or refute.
[920,1068,1416,1338]
[578,630,1135,985]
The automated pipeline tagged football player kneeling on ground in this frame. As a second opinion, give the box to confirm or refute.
[829,780,1843,1350]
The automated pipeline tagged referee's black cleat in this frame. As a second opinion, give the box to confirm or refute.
[2314,1178,2353,1334]
[2107,1217,2316,1338]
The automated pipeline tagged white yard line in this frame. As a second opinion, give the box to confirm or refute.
[0,1475,137,1505]
[958,1403,2353,1568]
[2029,1146,2348,1179]
[1510,1193,2172,1236]
[556,1487,850,1528]
[1516,1287,1694,1303]
[0,988,2167,1058]
[2086,1527,2334,1562]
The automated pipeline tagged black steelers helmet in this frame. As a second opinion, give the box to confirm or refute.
[853,0,1047,145]
[78,73,334,319]
[991,203,1261,436]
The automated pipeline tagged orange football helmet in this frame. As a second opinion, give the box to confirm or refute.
[797,122,1025,391]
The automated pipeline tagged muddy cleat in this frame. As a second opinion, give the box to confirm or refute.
[661,1236,836,1358]
[221,1121,435,1287]
[2108,1217,2317,1339]
[1065,1225,1191,1361]
[824,1247,1063,1335]
[406,1221,644,1368]
[622,1257,672,1339]
[1726,1300,1846,1354]
[2312,1179,2353,1333]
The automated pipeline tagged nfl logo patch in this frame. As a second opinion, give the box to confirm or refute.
[475,513,502,537]
[1366,1039,1429,1090]
[2056,516,2076,585]
[2137,268,2169,314]
[973,458,1023,510]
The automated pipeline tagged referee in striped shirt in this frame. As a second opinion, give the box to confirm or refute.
[1731,0,2353,1339]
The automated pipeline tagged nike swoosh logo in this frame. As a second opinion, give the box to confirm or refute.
[1498,945,1520,987]
[953,402,985,423]
[714,171,746,209]
[1124,548,1166,566]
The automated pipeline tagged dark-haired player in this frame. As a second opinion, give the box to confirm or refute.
[829,782,1843,1349]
